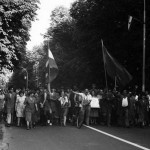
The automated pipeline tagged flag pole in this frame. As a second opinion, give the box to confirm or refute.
[101,39,108,92]
[48,40,51,93]
[142,0,146,92]
[114,76,117,91]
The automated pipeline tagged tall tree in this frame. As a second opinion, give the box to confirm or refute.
[0,0,39,70]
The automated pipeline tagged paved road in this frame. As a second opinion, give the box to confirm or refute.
[1,124,150,150]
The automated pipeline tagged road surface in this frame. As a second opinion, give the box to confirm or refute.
[1,124,150,150]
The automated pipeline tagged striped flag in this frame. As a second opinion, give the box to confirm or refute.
[128,16,133,30]
[46,49,58,82]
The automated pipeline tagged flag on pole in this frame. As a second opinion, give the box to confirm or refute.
[128,16,133,30]
[46,49,58,82]
[102,40,132,87]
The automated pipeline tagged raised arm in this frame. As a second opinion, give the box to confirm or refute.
[72,91,83,97]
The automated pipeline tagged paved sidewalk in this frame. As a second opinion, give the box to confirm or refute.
[0,123,9,150]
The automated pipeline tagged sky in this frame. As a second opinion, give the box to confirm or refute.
[26,0,75,50]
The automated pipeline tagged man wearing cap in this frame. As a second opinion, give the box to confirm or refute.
[73,89,92,128]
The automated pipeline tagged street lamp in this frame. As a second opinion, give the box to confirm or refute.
[34,61,39,88]
[21,68,28,89]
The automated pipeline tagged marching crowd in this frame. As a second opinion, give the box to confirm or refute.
[0,84,150,130]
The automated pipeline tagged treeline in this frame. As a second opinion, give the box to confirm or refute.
[9,0,150,90]
[0,0,39,88]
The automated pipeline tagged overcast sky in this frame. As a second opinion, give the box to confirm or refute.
[26,0,75,50]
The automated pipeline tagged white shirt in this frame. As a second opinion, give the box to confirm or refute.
[77,93,92,106]
[91,97,100,108]
[122,97,128,107]
[135,95,138,101]
[16,95,26,104]
[59,96,68,106]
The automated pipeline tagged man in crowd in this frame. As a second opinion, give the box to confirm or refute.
[5,87,16,127]
[90,83,97,94]
[103,90,114,127]
[39,88,52,126]
[50,89,60,125]
[120,90,130,128]
[74,89,92,128]
[68,86,78,125]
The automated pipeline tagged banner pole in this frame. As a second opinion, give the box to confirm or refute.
[101,39,108,93]
[114,76,117,91]
[48,40,51,93]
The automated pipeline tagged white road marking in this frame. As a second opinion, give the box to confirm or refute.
[84,125,150,150]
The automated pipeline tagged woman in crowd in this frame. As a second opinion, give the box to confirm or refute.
[33,91,41,125]
[24,91,38,130]
[15,91,26,126]
[59,91,69,126]
[90,90,99,125]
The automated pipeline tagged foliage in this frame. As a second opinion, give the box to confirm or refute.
[0,68,12,89]
[0,0,39,70]
[9,45,46,89]
[46,6,90,88]
[9,1,150,90]
[44,0,150,90]
[69,0,150,89]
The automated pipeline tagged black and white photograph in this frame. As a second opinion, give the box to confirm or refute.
[0,0,150,150]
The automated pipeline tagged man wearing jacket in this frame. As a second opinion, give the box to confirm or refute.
[5,87,16,127]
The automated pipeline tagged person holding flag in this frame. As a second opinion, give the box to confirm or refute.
[73,89,92,128]
[45,42,59,124]
[45,47,58,92]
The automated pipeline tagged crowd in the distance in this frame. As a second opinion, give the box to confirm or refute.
[0,84,150,130]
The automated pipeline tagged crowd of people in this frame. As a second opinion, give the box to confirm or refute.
[0,84,150,130]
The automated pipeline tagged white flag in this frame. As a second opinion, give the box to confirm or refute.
[128,16,133,30]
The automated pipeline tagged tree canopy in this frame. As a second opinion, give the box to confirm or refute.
[0,0,39,70]
[7,0,150,90]
[42,1,149,90]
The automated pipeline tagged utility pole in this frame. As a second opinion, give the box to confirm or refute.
[142,0,146,92]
